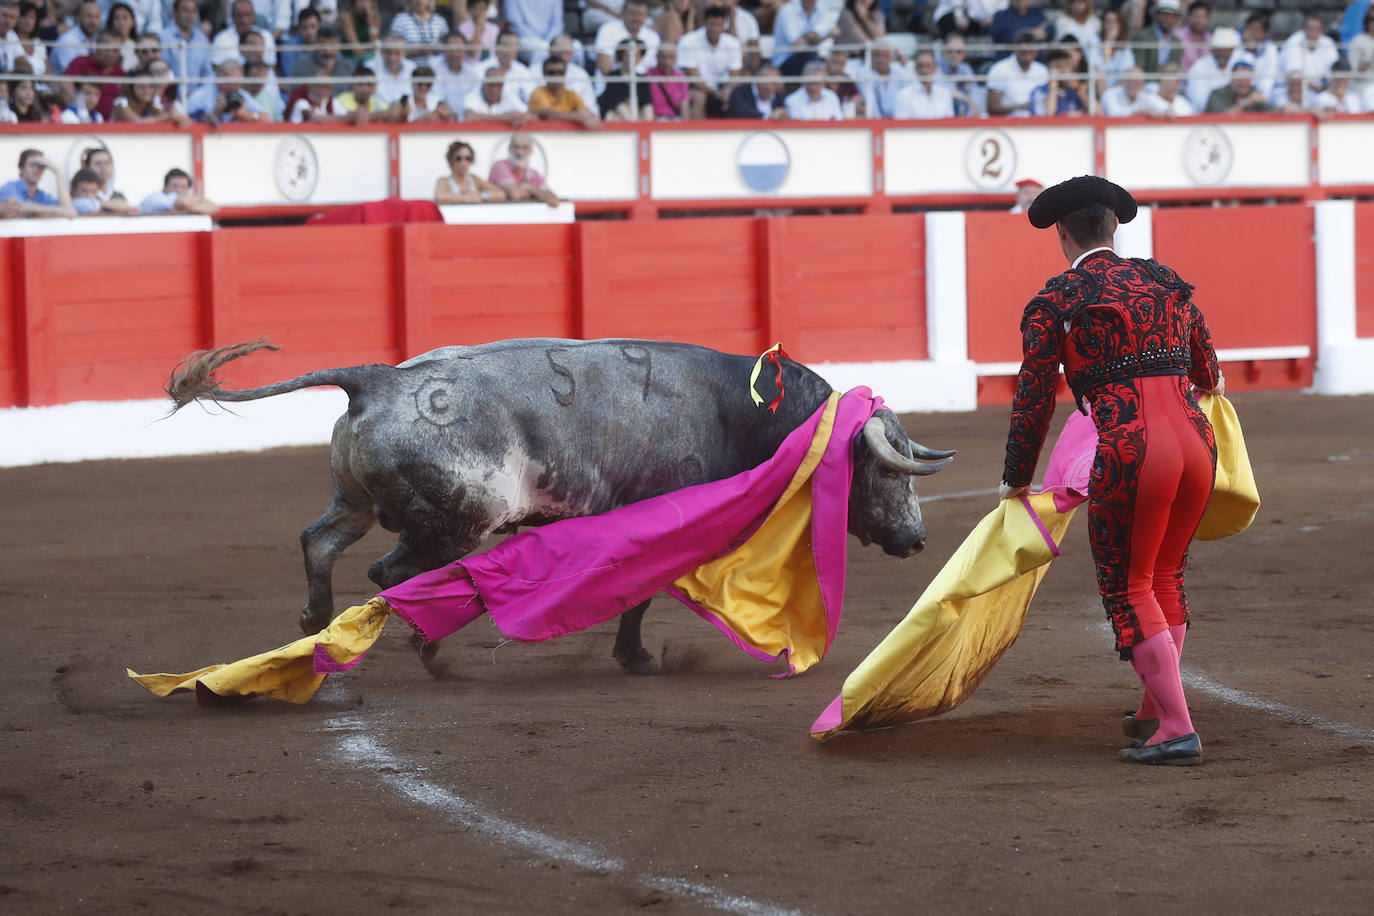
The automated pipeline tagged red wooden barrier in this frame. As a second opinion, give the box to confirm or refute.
[1356,202,1374,341]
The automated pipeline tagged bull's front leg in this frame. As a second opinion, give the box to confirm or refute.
[300,493,378,634]
[613,599,659,675]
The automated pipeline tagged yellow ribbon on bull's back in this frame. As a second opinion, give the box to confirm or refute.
[671,393,839,674]
[127,597,391,704]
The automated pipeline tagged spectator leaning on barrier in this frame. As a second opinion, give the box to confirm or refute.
[726,62,784,118]
[60,80,104,122]
[1233,13,1280,101]
[595,0,659,77]
[1204,60,1272,114]
[990,0,1053,61]
[63,28,126,118]
[1100,65,1152,116]
[336,64,396,122]
[1280,15,1338,94]
[1130,0,1181,73]
[69,168,102,215]
[936,32,979,116]
[212,0,277,67]
[139,168,218,215]
[50,0,101,74]
[434,140,506,204]
[597,37,652,119]
[464,70,531,125]
[243,59,283,120]
[407,64,455,120]
[188,59,269,121]
[855,38,911,119]
[1185,25,1237,113]
[1312,59,1364,115]
[474,28,537,107]
[159,0,214,85]
[770,0,838,78]
[893,49,955,119]
[783,59,843,120]
[1,150,76,218]
[986,29,1049,116]
[432,32,479,116]
[287,64,349,121]
[548,33,597,110]
[824,48,863,117]
[3,75,42,121]
[645,43,688,120]
[81,147,133,213]
[490,132,559,207]
[528,55,601,128]
[1177,1,1211,72]
[679,6,743,119]
[368,33,417,106]
[1145,61,1194,117]
[1273,69,1311,113]
[1030,46,1093,115]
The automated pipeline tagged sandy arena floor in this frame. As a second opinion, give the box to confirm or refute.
[2,389,1372,914]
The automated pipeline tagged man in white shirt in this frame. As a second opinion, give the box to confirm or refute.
[212,0,278,67]
[1231,13,1281,101]
[474,28,538,106]
[1143,61,1195,118]
[679,5,743,118]
[1101,67,1153,117]
[783,59,843,120]
[463,71,531,127]
[893,50,954,119]
[855,39,913,119]
[720,0,759,43]
[986,30,1049,117]
[1279,15,1339,92]
[430,31,479,117]
[366,33,417,106]
[771,0,838,77]
[594,0,659,76]
[1312,60,1364,114]
[581,0,625,34]
[1185,26,1238,112]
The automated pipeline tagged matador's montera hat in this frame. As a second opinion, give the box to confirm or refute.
[1027,176,1138,230]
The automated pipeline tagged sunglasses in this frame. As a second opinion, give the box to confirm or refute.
[138,46,160,53]
[451,153,473,161]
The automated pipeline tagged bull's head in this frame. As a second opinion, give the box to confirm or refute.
[848,409,955,558]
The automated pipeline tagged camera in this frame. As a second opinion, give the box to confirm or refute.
[399,94,409,106]
[226,96,243,112]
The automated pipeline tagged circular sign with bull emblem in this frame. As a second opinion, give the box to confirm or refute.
[964,128,1018,190]
[274,134,319,202]
[1181,125,1234,186]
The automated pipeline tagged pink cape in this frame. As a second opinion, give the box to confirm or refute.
[374,389,882,670]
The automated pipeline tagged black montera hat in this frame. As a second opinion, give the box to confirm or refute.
[1027,176,1138,229]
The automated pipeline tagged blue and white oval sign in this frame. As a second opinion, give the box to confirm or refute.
[736,131,791,194]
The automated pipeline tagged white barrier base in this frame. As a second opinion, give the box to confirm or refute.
[1313,339,1374,396]
[814,360,978,413]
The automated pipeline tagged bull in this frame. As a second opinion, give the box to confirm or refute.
[167,338,954,674]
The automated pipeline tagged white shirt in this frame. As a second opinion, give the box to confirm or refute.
[1362,83,1374,112]
[125,0,164,33]
[366,55,417,106]
[892,80,955,119]
[431,57,481,117]
[1312,88,1363,115]
[1279,32,1339,85]
[1089,45,1135,88]
[211,25,278,67]
[856,61,914,119]
[783,85,843,120]
[985,55,1048,116]
[931,0,1001,26]
[1185,53,1232,112]
[561,62,596,111]
[1054,13,1101,58]
[1072,246,1114,269]
[728,7,760,43]
[1142,90,1193,117]
[288,94,346,122]
[677,28,742,90]
[594,20,660,75]
[463,85,524,117]
[473,57,537,106]
[771,0,840,67]
[1100,84,1151,117]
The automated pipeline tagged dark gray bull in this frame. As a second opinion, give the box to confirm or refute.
[168,338,954,674]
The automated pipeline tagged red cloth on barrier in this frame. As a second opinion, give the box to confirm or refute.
[311,199,443,225]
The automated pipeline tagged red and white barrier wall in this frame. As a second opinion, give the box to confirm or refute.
[4,198,1370,467]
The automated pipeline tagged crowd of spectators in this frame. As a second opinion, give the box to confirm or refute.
[0,145,219,218]
[2,0,1372,126]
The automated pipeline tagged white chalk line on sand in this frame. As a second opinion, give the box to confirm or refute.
[1182,671,1374,744]
[326,715,802,916]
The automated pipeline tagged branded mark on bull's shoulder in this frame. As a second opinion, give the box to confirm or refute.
[619,345,653,401]
[416,376,466,427]
[546,347,575,407]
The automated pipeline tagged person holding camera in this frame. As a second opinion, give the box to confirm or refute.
[187,59,268,122]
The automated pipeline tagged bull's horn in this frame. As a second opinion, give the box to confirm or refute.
[907,439,957,461]
[862,417,954,476]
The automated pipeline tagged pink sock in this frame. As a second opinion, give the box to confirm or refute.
[1135,624,1188,720]
[1129,629,1195,744]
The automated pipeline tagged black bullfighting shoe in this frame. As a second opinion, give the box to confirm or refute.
[1118,732,1202,766]
[1122,711,1160,741]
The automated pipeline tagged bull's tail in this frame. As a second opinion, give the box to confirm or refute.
[166,339,382,411]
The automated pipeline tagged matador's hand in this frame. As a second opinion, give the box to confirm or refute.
[998,482,1029,501]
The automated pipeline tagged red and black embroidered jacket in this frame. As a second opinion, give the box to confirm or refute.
[1003,250,1221,488]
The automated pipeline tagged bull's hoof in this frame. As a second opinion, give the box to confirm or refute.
[410,632,449,679]
[299,608,329,635]
[614,647,660,676]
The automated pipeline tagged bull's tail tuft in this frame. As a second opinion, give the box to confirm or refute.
[166,338,281,411]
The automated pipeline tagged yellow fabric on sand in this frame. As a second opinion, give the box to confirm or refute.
[1194,393,1260,540]
[812,492,1076,739]
[671,393,837,674]
[127,597,391,704]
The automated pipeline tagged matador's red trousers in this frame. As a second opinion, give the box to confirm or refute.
[1088,375,1217,657]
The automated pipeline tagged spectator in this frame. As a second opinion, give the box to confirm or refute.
[1009,177,1042,213]
[474,28,536,106]
[1177,1,1211,72]
[4,75,43,121]
[720,0,761,43]
[1352,8,1374,92]
[741,36,764,75]
[893,49,955,118]
[824,48,862,117]
[1100,65,1151,115]
[105,2,138,70]
[430,32,479,115]
[837,0,886,46]
[62,28,126,118]
[367,33,416,106]
[277,6,319,79]
[6,1,47,76]
[1130,0,1181,73]
[455,0,499,64]
[407,64,454,120]
[654,0,695,46]
[69,168,103,215]
[338,0,381,59]
[528,55,600,127]
[1030,46,1093,115]
[930,0,997,39]
[434,140,506,204]
[147,57,189,118]
[504,0,563,58]
[1232,14,1280,101]
[0,150,76,217]
[0,1,21,73]
[645,43,688,119]
[597,37,652,119]
[464,70,531,125]
[855,38,912,119]
[60,80,105,122]
[726,62,785,118]
[771,0,838,78]
[1089,8,1135,88]
[547,33,596,110]
[132,31,163,73]
[490,132,559,207]
[990,0,1053,61]
[783,59,843,119]
[289,25,349,85]
[286,64,349,121]
[50,0,101,73]
[138,167,218,216]
[336,65,399,122]
[1313,60,1363,115]
[124,0,161,35]
[113,63,192,123]
[1054,0,1099,53]
[81,147,133,213]
[679,4,742,119]
[595,0,658,77]
[188,59,269,121]
[238,32,281,98]
[1204,60,1272,113]
[581,0,626,34]
[243,59,283,119]
[389,0,447,58]
[1185,26,1237,112]
[212,0,277,68]
[244,0,293,38]
[1272,69,1311,113]
[936,32,979,116]
[159,0,213,85]
[1279,15,1339,93]
[986,29,1048,116]
[1143,61,1194,117]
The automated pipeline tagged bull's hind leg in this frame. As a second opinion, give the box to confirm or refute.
[300,493,378,634]
[614,600,660,675]
[369,529,482,679]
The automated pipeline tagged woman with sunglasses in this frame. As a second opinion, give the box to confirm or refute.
[433,141,507,204]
